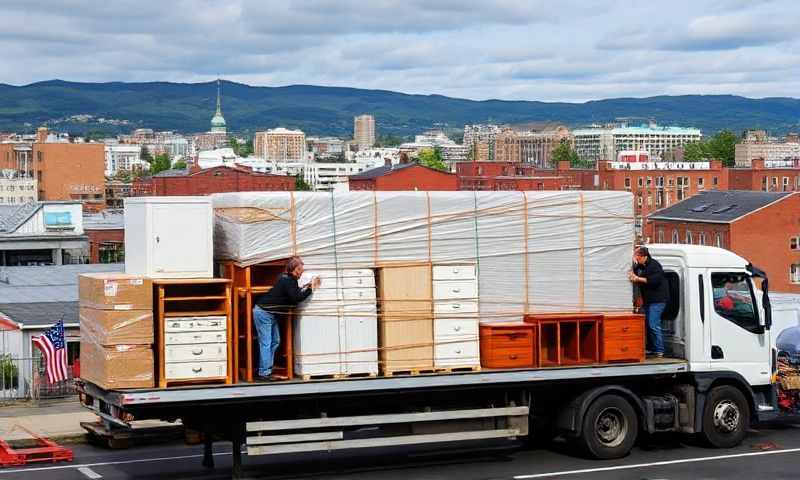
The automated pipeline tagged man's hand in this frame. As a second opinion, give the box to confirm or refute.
[628,271,639,283]
[311,276,322,290]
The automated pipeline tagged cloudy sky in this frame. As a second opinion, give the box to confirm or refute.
[1,0,797,102]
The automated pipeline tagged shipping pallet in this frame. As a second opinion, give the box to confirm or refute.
[81,421,184,450]
[435,365,482,374]
[382,368,439,377]
[300,372,378,381]
[0,426,73,467]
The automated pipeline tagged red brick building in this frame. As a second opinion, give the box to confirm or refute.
[348,162,458,191]
[83,210,125,263]
[729,158,800,192]
[455,161,595,191]
[149,165,294,196]
[648,190,800,293]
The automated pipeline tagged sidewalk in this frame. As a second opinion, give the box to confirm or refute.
[0,398,95,443]
[0,397,182,444]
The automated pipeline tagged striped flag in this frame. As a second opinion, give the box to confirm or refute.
[33,320,69,384]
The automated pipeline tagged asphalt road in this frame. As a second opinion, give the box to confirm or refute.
[4,423,800,480]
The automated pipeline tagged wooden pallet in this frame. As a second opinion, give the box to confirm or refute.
[382,368,439,377]
[300,372,378,381]
[435,365,481,374]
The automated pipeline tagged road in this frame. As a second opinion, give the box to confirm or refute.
[3,422,800,479]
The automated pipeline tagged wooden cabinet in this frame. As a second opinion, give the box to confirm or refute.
[154,279,232,388]
[601,313,645,363]
[525,313,602,367]
[432,265,480,370]
[294,269,378,379]
[479,323,536,368]
[377,265,433,374]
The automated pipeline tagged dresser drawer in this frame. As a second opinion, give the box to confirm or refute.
[166,331,226,345]
[601,313,645,363]
[435,338,479,366]
[434,301,478,316]
[433,265,476,281]
[165,317,226,333]
[601,339,645,363]
[307,288,339,302]
[165,343,227,363]
[340,275,375,288]
[435,318,478,337]
[165,361,227,380]
[341,287,376,301]
[480,327,534,349]
[433,280,478,300]
[340,269,374,279]
[603,318,644,338]
[481,347,534,369]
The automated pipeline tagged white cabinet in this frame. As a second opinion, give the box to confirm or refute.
[163,315,228,381]
[294,269,378,378]
[124,197,213,278]
[432,264,480,369]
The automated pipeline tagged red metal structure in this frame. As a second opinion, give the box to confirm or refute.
[0,425,73,467]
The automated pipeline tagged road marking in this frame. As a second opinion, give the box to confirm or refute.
[513,447,800,478]
[0,451,230,475]
[77,466,102,479]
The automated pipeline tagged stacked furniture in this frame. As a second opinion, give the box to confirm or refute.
[524,313,602,367]
[432,265,480,371]
[377,265,434,375]
[294,269,378,379]
[479,323,536,369]
[79,273,155,389]
[153,278,232,388]
[600,313,646,363]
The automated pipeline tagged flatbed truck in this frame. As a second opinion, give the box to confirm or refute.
[77,244,800,478]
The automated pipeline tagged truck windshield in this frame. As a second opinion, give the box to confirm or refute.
[711,273,759,332]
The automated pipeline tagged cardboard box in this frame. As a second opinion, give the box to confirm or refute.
[79,307,154,346]
[79,273,152,310]
[80,341,154,389]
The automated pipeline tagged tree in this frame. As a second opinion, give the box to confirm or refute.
[295,174,312,191]
[552,140,588,167]
[417,147,449,171]
[228,137,254,157]
[173,160,187,170]
[680,130,738,166]
[148,153,172,175]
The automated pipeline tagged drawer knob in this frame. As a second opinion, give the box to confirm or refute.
[622,326,629,332]
[452,288,461,293]
[452,304,461,309]
[453,268,460,273]
[192,367,203,373]
[454,326,462,332]
[210,322,220,327]
[621,346,629,352]
[510,354,518,360]
[171,323,179,328]
[455,349,462,354]
[192,348,204,355]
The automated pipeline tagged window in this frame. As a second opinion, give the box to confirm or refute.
[698,177,704,188]
[656,191,663,206]
[698,232,706,245]
[646,195,652,207]
[668,177,675,187]
[637,195,643,207]
[672,229,679,243]
[657,229,665,243]
[711,273,759,333]
[792,264,800,284]
[762,176,768,191]
[638,177,644,187]
[791,237,800,250]
[784,177,790,191]
[713,176,719,187]
[624,177,631,189]
[685,230,693,244]
[715,234,722,248]
[646,176,652,187]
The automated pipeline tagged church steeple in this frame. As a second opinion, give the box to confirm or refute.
[210,79,227,134]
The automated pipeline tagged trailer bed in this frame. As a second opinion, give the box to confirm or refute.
[82,358,688,413]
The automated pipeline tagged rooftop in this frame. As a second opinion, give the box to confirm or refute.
[648,190,795,224]
[573,125,702,136]
[83,210,124,230]
[349,162,451,181]
[0,263,122,303]
[0,301,78,329]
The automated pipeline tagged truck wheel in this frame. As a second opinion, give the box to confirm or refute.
[577,394,638,459]
[700,385,749,448]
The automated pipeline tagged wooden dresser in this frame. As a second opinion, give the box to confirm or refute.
[479,323,536,369]
[432,265,480,370]
[600,313,645,363]
[377,265,433,374]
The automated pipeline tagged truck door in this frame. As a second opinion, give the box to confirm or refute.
[707,272,771,386]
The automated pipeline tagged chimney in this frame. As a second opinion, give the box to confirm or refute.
[399,152,410,165]
[36,127,48,144]
[557,160,570,172]
[384,157,392,167]
[710,159,723,170]
[751,157,765,170]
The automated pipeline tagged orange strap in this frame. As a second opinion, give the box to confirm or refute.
[579,192,585,311]
[522,191,530,312]
[289,191,298,256]
[425,192,433,265]
[373,191,379,265]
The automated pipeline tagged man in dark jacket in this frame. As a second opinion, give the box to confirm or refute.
[629,246,669,358]
[253,257,321,381]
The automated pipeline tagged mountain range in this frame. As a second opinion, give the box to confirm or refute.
[0,80,798,137]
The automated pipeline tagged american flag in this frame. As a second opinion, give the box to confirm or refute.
[33,320,69,384]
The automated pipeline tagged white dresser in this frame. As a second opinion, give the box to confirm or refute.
[294,269,378,378]
[432,265,480,369]
[163,316,228,381]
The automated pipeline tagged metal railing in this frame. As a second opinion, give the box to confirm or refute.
[0,355,78,403]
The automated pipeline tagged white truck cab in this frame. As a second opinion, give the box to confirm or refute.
[648,244,773,387]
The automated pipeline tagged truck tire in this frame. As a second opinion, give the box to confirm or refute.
[700,385,749,448]
[577,394,638,459]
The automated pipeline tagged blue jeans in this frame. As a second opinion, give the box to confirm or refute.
[253,306,280,377]
[645,302,666,355]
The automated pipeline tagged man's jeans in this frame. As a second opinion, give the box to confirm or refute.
[645,302,666,355]
[253,306,280,377]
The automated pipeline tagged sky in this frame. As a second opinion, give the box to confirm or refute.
[1,0,798,102]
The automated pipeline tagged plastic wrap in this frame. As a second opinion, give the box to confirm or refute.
[213,191,634,322]
[79,308,154,346]
[79,340,154,389]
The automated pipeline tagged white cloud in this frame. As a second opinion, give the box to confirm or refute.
[0,0,797,101]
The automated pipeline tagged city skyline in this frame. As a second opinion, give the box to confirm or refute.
[0,1,797,102]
